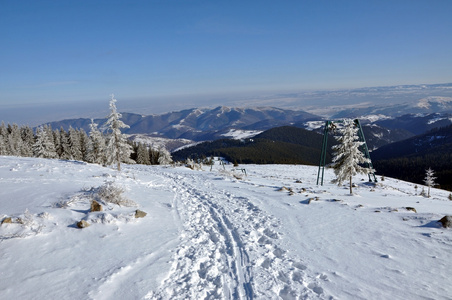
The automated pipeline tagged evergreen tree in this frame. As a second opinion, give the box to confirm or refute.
[0,135,7,155]
[86,119,107,165]
[149,145,159,165]
[424,167,436,198]
[44,124,56,151]
[59,127,72,160]
[33,127,58,159]
[158,146,173,165]
[104,95,133,171]
[136,142,151,165]
[331,119,373,194]
[52,129,62,158]
[0,122,7,139]
[7,124,22,155]
[69,126,83,161]
[21,126,35,157]
[78,128,89,161]
[0,122,10,156]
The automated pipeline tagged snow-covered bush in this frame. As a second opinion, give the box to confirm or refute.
[95,181,137,207]
[185,158,202,170]
[0,209,44,240]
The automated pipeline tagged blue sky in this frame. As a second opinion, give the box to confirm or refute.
[1,0,452,123]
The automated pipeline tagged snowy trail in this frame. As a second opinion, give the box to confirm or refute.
[2,158,452,299]
[148,168,324,299]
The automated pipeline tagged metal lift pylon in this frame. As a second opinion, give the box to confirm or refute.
[316,119,377,185]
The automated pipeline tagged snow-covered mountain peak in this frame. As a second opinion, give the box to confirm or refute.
[416,96,452,109]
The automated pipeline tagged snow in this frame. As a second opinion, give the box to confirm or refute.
[220,129,263,140]
[304,121,325,130]
[130,135,194,152]
[1,156,452,299]
[416,96,452,109]
[360,114,391,122]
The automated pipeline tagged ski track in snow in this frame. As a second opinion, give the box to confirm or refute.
[2,158,452,299]
[147,170,325,300]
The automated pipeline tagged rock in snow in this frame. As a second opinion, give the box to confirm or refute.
[76,220,90,228]
[439,215,452,228]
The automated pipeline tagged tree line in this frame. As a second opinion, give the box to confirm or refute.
[0,96,173,168]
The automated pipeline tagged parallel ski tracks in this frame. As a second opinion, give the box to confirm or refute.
[150,170,325,299]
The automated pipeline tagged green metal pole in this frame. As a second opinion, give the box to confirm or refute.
[354,119,377,182]
[317,121,330,185]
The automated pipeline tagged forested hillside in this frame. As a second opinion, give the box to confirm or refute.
[372,125,452,191]
[172,126,336,165]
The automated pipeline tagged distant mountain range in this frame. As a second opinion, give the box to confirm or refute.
[45,106,319,141]
[44,104,452,151]
[38,100,452,190]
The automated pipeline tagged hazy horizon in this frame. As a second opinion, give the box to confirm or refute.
[2,82,452,126]
[2,1,452,125]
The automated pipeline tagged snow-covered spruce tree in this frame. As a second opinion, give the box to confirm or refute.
[136,142,151,165]
[59,127,72,160]
[86,119,107,165]
[424,167,436,198]
[20,126,35,157]
[157,146,173,165]
[79,128,89,161]
[0,134,7,155]
[52,129,62,158]
[69,126,83,161]
[0,122,10,156]
[331,119,373,195]
[7,124,23,155]
[33,126,58,159]
[104,95,133,171]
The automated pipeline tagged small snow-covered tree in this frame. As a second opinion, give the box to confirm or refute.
[158,146,173,165]
[331,119,373,195]
[104,95,133,171]
[424,167,436,198]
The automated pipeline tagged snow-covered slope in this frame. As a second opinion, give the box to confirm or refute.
[1,157,451,299]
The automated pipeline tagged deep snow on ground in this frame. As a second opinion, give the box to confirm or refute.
[1,156,451,300]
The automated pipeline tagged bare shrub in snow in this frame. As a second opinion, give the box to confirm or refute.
[95,182,137,207]
[37,212,51,219]
[53,194,86,208]
[16,209,34,227]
